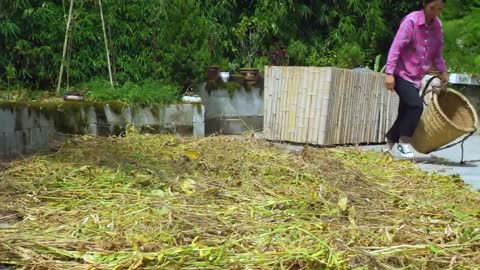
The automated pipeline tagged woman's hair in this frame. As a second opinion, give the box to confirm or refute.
[423,0,446,5]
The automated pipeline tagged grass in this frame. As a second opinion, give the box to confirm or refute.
[80,79,181,104]
[0,79,182,104]
[0,132,479,269]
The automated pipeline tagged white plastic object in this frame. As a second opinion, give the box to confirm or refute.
[182,96,202,103]
[220,71,230,82]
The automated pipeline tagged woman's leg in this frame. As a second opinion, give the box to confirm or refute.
[393,75,424,157]
[385,99,407,150]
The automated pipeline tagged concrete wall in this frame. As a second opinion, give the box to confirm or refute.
[198,82,263,135]
[456,85,480,134]
[0,102,204,159]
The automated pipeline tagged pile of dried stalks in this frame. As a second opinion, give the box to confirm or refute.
[1,131,479,269]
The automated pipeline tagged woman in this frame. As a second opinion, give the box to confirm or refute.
[384,0,448,158]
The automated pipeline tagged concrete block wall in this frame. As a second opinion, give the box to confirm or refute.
[456,85,480,134]
[0,102,204,159]
[198,82,263,135]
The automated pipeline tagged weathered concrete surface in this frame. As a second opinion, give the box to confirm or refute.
[362,135,480,190]
[198,82,263,135]
[456,85,480,134]
[0,102,205,159]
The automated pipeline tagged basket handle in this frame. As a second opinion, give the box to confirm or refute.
[421,75,442,106]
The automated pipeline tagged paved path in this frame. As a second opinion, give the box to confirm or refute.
[262,132,480,190]
[361,135,480,190]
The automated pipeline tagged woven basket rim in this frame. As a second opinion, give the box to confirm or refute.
[432,88,479,133]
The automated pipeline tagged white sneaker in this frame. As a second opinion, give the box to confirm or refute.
[381,147,392,155]
[397,144,414,158]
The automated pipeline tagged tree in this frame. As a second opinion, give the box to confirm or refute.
[442,0,480,73]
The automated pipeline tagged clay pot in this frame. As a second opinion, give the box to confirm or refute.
[207,66,220,81]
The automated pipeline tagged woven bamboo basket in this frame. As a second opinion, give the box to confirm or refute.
[411,88,478,154]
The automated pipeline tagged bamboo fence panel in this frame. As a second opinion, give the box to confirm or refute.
[263,66,399,145]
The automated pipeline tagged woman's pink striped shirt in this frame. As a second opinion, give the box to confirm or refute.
[385,10,447,89]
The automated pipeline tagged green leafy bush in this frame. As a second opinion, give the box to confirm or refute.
[442,8,480,74]
[82,79,180,104]
[335,43,366,68]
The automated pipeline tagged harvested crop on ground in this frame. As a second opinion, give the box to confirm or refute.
[1,130,479,269]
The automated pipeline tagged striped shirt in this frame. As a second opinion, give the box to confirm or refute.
[385,10,447,89]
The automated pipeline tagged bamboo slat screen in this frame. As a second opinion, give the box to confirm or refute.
[263,66,399,145]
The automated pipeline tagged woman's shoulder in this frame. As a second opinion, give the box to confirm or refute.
[402,10,423,22]
[398,10,421,26]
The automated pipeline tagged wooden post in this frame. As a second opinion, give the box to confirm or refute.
[56,0,74,95]
[98,0,114,88]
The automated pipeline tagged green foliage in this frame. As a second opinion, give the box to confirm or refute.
[0,88,54,102]
[0,0,477,97]
[0,1,64,89]
[442,1,480,74]
[335,43,366,69]
[82,79,181,104]
[373,54,386,73]
[287,41,309,65]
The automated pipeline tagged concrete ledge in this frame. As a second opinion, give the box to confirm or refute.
[0,101,205,159]
[205,116,263,135]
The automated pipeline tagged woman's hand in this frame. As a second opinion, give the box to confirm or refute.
[441,72,449,87]
[385,74,395,91]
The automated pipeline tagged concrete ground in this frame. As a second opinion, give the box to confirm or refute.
[361,135,480,190]
[259,132,480,191]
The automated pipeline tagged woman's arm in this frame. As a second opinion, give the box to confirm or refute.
[434,26,448,84]
[385,18,414,90]
[385,19,414,75]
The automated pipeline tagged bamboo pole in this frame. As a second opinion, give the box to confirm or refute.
[263,66,272,138]
[350,70,357,143]
[335,68,346,144]
[385,74,392,141]
[316,68,323,144]
[326,68,337,144]
[373,76,380,142]
[343,70,353,144]
[361,72,368,143]
[343,70,350,144]
[294,67,303,142]
[378,81,385,142]
[369,75,376,142]
[266,66,274,140]
[56,0,75,95]
[265,66,273,140]
[281,67,292,141]
[304,67,315,143]
[316,68,328,144]
[98,0,114,88]
[311,68,319,144]
[358,72,365,143]
[366,72,374,143]
[276,67,286,141]
[289,67,300,142]
[372,76,381,142]
[350,72,358,144]
[333,68,341,144]
[352,71,359,144]
[293,68,303,142]
[272,67,281,140]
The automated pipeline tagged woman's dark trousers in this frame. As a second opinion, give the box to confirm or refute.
[385,75,424,143]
